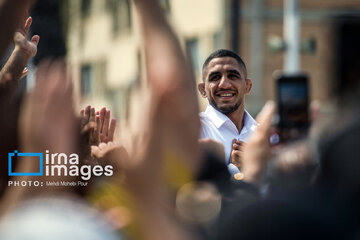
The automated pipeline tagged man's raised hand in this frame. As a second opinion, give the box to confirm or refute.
[97,107,117,143]
[14,17,39,60]
[80,105,100,147]
[0,16,39,89]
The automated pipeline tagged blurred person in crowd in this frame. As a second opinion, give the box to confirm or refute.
[0,59,120,239]
[0,1,120,238]
[0,0,200,238]
[0,0,39,196]
[198,50,256,175]
[314,14,360,236]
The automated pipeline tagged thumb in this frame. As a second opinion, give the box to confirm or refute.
[31,35,40,46]
[255,101,276,135]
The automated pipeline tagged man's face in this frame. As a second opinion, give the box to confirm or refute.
[199,57,252,115]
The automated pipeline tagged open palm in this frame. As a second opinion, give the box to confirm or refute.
[14,17,39,58]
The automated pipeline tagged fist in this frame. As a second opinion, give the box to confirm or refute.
[230,139,245,170]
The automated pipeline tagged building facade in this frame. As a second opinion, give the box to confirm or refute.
[65,0,360,128]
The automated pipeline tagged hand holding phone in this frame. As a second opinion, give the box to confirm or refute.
[272,72,310,144]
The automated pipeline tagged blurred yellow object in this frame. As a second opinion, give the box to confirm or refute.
[234,172,245,181]
[163,150,194,190]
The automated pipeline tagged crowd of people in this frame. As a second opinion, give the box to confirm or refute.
[0,0,359,239]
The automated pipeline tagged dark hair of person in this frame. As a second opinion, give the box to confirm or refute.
[202,49,247,80]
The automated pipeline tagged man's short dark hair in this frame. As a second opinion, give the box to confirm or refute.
[202,49,247,80]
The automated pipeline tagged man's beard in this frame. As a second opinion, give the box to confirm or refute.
[209,99,241,115]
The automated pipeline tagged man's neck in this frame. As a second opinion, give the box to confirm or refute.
[226,105,245,134]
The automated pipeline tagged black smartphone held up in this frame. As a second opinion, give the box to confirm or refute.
[273,72,310,143]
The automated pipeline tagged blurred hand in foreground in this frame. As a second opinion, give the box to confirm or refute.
[242,101,276,185]
[19,59,77,155]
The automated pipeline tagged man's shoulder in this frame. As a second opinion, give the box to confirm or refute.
[199,111,214,128]
[199,111,209,120]
[199,110,219,139]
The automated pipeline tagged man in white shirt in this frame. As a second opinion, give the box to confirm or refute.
[198,49,257,175]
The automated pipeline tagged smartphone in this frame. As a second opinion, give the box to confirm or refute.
[273,73,310,143]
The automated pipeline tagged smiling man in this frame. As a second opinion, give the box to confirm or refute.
[198,49,257,174]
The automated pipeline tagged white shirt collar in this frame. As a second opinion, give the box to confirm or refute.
[204,104,257,130]
[204,104,229,128]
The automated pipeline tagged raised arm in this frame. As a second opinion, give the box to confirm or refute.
[134,0,200,170]
[0,16,39,89]
[114,1,201,239]
[1,59,79,215]
[0,0,34,59]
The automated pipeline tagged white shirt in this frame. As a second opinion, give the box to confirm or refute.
[199,104,258,174]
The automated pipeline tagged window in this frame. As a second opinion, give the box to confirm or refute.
[81,64,92,96]
[81,0,92,17]
[106,0,131,34]
[186,38,201,73]
[160,0,170,12]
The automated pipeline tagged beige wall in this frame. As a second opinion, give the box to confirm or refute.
[66,0,225,130]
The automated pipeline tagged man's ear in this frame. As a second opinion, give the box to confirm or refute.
[245,78,252,94]
[198,82,207,98]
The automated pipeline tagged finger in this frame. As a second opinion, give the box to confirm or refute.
[255,101,276,135]
[80,109,85,124]
[85,105,91,122]
[80,112,86,127]
[91,146,101,158]
[235,141,246,151]
[20,67,29,79]
[233,150,241,156]
[31,35,40,46]
[89,107,95,122]
[99,107,106,133]
[232,139,238,149]
[24,16,32,34]
[81,122,96,135]
[230,151,241,164]
[231,151,242,165]
[233,143,240,151]
[108,118,116,141]
[99,142,107,150]
[95,115,100,136]
[239,142,247,151]
[103,110,111,136]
